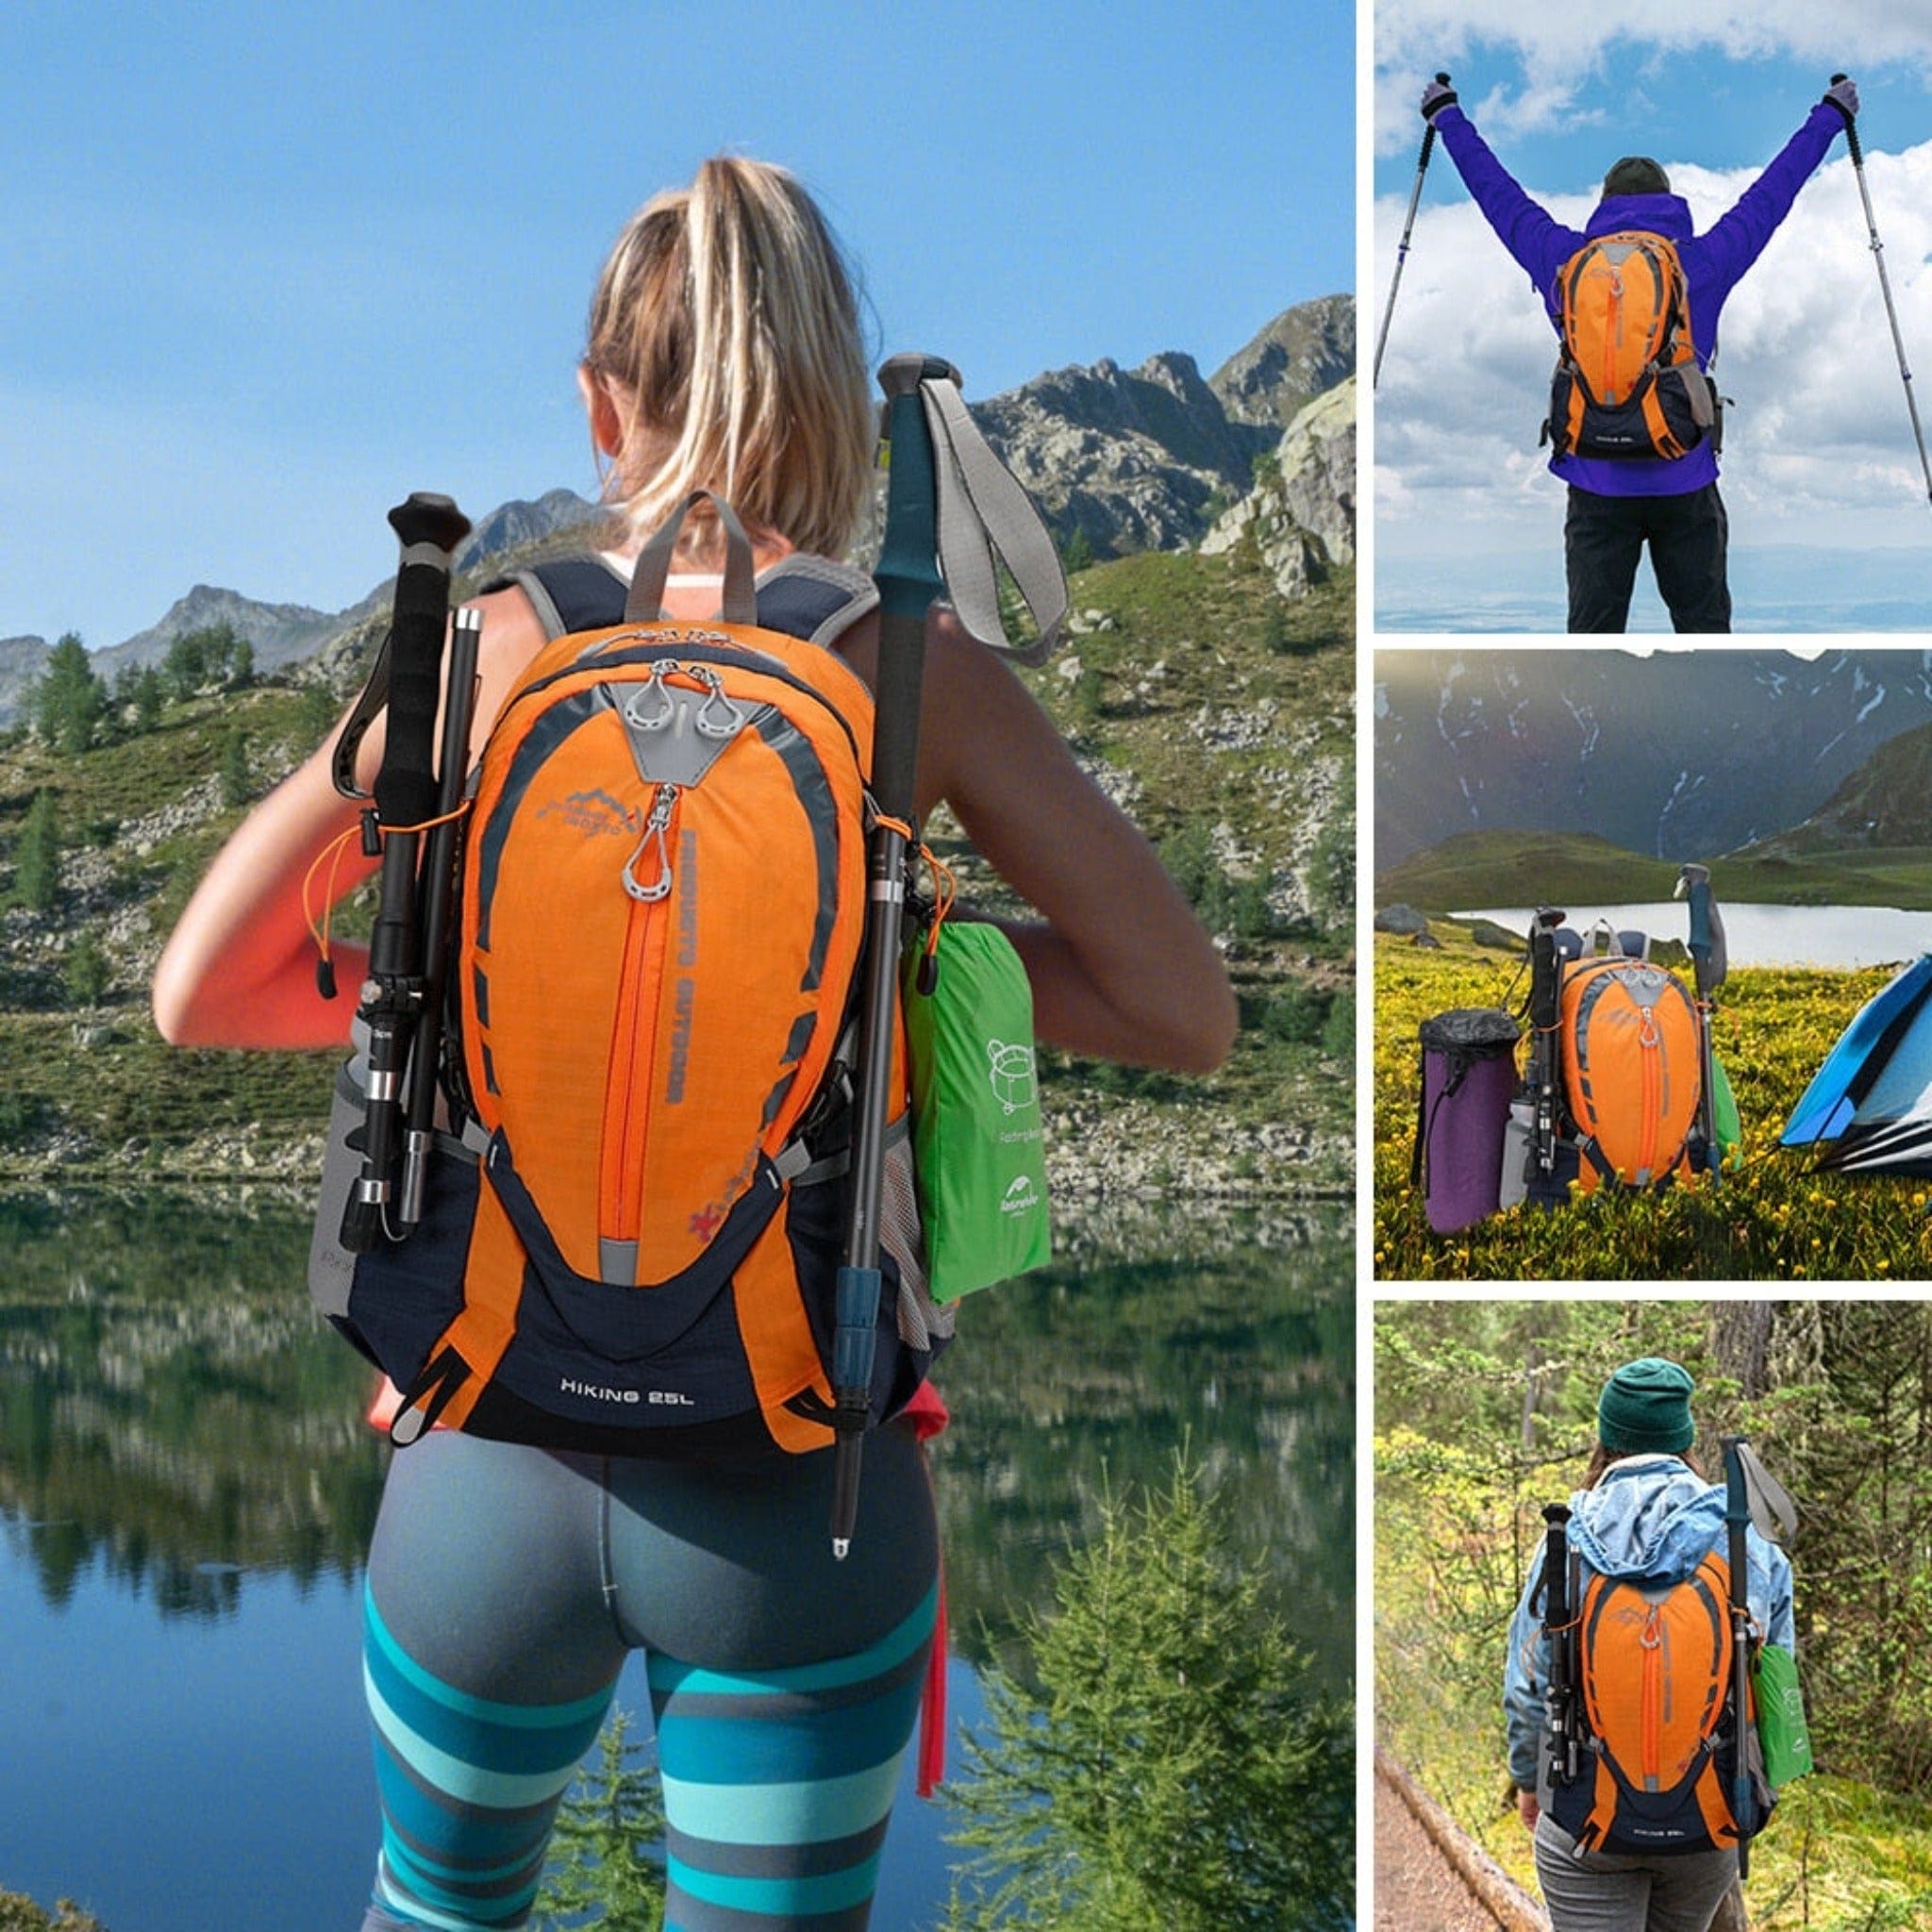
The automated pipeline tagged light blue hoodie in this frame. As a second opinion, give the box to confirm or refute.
[1503,1454,1796,1791]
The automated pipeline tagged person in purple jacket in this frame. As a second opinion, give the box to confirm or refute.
[1420,75,1858,633]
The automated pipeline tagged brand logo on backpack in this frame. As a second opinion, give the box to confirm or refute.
[538,789,644,841]
[1546,231,1716,462]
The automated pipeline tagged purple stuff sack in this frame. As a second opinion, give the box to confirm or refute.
[1411,1008,1522,1235]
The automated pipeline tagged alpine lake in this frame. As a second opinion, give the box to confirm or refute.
[0,1188,1353,1932]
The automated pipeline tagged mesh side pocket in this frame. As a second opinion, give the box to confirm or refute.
[882,1128,952,1353]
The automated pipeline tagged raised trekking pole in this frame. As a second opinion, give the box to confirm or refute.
[828,354,952,1559]
[339,492,471,1254]
[1834,75,1932,508]
[1722,1435,1757,1880]
[1374,73,1452,390]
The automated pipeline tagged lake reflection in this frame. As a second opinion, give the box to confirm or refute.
[0,1191,1353,1931]
[1456,901,1932,970]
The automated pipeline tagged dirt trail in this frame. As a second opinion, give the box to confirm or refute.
[1374,1750,1548,1931]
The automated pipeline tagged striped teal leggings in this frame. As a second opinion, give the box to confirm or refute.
[357,1426,939,1931]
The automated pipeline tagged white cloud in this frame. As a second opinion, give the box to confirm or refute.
[1373,5,1932,153]
[1374,138,1932,568]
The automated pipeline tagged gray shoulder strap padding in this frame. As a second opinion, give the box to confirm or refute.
[921,375,1068,665]
[755,553,880,651]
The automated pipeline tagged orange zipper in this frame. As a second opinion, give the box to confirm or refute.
[601,785,680,1260]
[1605,267,1624,402]
[1641,1603,1663,1786]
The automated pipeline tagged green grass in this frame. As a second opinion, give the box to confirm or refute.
[1374,927,1932,1281]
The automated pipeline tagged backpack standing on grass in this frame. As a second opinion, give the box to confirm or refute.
[151,156,1235,1932]
[1420,75,1857,634]
[1502,1359,1796,1932]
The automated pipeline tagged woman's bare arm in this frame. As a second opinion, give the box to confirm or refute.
[151,585,546,1050]
[905,615,1237,1074]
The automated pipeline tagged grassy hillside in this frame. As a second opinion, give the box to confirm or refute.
[1379,826,1932,913]
[0,546,1354,1196]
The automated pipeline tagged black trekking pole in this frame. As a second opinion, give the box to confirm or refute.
[1374,73,1452,390]
[340,492,472,1254]
[1676,863,1727,1174]
[1528,909,1565,1182]
[1541,1504,1578,1790]
[1833,75,1932,508]
[1722,1435,1757,1879]
[828,354,951,1560]
[396,602,482,1233]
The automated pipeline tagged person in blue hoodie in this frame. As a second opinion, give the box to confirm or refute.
[1503,1359,1795,1932]
[1421,77,1858,633]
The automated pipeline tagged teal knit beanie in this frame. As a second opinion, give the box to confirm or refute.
[1598,1357,1696,1456]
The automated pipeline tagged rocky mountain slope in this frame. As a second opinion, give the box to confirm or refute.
[1209,292,1354,431]
[1375,648,1932,874]
[1,301,1348,728]
[1732,716,1932,857]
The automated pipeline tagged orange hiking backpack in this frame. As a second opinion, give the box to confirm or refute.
[1548,1551,1766,1856]
[1559,951,1705,1193]
[312,529,943,1457]
[1546,231,1716,461]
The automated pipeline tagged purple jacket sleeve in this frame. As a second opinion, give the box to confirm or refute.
[1695,103,1843,307]
[1434,107,1583,299]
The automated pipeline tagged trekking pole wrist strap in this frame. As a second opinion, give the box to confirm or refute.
[917,375,1068,664]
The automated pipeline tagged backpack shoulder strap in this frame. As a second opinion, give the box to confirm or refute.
[489,552,877,651]
[484,557,631,640]
[754,553,879,650]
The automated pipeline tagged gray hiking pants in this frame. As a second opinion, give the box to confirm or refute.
[1533,1815,1740,1932]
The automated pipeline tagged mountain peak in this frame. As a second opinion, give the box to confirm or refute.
[1211,294,1356,431]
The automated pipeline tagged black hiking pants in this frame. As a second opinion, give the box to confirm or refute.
[1564,483,1731,634]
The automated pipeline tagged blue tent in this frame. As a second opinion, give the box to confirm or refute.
[1781,956,1932,1174]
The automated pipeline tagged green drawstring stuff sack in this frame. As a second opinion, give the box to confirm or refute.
[902,922,1051,1301]
[1752,1642,1814,1786]
[1711,1054,1743,1169]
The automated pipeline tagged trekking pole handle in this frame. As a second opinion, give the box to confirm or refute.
[341,492,471,1255]
[1420,73,1451,162]
[1831,75,1863,165]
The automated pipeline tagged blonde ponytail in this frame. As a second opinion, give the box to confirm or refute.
[585,158,874,561]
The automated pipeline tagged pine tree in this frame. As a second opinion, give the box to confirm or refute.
[32,634,107,756]
[64,932,110,1008]
[11,791,62,911]
[941,1456,1354,1931]
[219,728,253,808]
[535,1705,667,1930]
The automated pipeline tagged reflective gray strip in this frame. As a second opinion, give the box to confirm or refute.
[473,687,609,952]
[752,713,841,993]
[599,1238,638,1286]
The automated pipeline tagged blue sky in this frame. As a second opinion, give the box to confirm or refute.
[3,0,1353,648]
[1370,8,1932,627]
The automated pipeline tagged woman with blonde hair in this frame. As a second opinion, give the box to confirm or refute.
[153,155,1234,1930]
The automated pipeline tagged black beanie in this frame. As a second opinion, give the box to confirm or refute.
[1604,156,1672,198]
